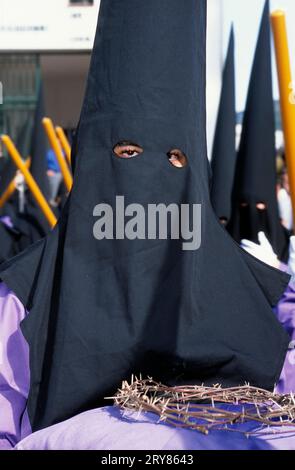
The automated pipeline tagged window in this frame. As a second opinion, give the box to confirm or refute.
[69,0,94,6]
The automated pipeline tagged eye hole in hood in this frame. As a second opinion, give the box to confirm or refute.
[167,149,188,168]
[113,142,143,159]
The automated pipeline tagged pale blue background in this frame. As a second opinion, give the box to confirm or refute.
[223,0,295,110]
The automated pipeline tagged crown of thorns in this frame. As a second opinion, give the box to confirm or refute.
[108,377,295,437]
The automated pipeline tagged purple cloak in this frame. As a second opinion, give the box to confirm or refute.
[0,283,30,449]
[274,283,295,394]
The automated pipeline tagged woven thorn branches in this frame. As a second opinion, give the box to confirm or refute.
[107,376,295,436]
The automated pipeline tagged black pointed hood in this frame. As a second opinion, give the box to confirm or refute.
[72,0,208,178]
[0,117,32,202]
[0,119,33,261]
[211,27,236,223]
[5,86,51,247]
[0,0,290,431]
[0,158,15,204]
[228,1,289,260]
[17,82,52,243]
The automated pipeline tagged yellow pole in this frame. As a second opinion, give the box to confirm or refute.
[271,10,295,223]
[42,118,73,192]
[0,158,31,209]
[1,135,57,228]
[56,126,71,165]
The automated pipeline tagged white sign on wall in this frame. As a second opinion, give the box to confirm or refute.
[0,0,100,51]
[0,0,223,155]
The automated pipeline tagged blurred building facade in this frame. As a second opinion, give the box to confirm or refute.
[0,0,223,155]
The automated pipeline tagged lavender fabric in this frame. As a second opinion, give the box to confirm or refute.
[275,283,295,394]
[0,217,14,230]
[0,280,294,450]
[14,406,295,451]
[0,283,30,450]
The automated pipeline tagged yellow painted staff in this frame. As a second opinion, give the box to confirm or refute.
[1,135,57,228]
[271,10,295,222]
[42,118,73,192]
[0,158,31,209]
[56,126,71,165]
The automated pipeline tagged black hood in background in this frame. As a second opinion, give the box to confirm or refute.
[211,27,236,223]
[228,0,289,261]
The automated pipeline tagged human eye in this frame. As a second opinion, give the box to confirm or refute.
[113,141,143,159]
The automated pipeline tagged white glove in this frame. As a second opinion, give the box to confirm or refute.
[15,171,25,190]
[288,236,295,276]
[241,232,280,268]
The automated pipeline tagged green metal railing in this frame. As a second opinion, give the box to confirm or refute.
[0,54,40,150]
